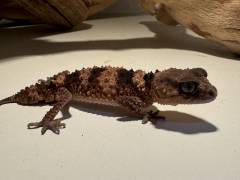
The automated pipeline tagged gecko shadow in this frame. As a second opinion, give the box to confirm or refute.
[152,111,218,134]
[65,101,218,134]
[0,19,238,61]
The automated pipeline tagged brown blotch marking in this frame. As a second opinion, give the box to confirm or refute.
[81,67,107,98]
[66,70,80,84]
[143,72,154,88]
[116,68,135,96]
[117,68,134,85]
[88,67,107,84]
[63,70,80,94]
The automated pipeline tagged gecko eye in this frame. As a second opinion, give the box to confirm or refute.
[180,81,198,95]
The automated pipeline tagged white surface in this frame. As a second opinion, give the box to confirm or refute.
[0,15,240,180]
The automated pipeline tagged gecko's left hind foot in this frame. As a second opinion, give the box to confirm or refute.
[27,119,66,135]
[142,110,165,124]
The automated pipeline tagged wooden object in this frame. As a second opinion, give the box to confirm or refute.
[0,0,116,28]
[1,0,239,54]
[140,0,240,54]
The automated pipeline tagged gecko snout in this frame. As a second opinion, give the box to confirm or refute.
[203,85,217,102]
[209,86,217,99]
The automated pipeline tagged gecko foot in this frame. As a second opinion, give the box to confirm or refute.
[142,110,165,124]
[27,119,66,135]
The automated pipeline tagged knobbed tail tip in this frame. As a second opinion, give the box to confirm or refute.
[0,96,15,106]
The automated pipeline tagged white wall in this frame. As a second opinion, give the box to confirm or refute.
[103,0,141,14]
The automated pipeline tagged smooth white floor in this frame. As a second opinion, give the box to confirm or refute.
[0,15,239,180]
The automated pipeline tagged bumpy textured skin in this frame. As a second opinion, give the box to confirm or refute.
[0,66,217,135]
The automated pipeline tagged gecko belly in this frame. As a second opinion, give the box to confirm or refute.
[73,96,119,107]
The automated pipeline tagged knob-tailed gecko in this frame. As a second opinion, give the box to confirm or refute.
[0,66,217,135]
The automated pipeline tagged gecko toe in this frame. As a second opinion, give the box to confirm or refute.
[142,115,149,124]
[28,122,43,129]
[41,126,48,135]
[59,123,66,129]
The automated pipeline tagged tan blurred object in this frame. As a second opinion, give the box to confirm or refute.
[1,0,239,54]
[140,0,240,54]
[0,0,116,28]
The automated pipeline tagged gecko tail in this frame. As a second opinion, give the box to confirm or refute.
[0,96,16,106]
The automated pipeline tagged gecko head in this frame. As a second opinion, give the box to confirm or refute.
[151,68,217,105]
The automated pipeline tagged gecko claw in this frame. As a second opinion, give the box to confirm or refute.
[27,119,65,135]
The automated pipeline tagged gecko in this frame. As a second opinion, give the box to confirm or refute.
[0,66,217,135]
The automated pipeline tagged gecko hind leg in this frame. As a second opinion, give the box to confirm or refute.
[27,87,72,135]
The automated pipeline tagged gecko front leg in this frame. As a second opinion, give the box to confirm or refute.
[116,96,165,124]
[28,87,72,135]
[142,106,165,124]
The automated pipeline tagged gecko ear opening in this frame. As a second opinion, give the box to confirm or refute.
[191,68,208,77]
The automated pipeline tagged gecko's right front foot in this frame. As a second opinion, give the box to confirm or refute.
[27,119,66,135]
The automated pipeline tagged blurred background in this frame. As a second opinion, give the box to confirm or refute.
[103,0,141,14]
